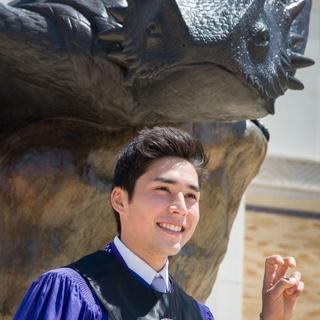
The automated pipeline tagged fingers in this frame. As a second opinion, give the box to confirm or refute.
[263,255,296,290]
[262,256,304,319]
[271,276,297,297]
[263,255,284,290]
[272,271,303,298]
[292,280,304,298]
[275,256,296,283]
[285,272,303,296]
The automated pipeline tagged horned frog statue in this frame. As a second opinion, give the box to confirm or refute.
[0,0,314,318]
[0,0,314,134]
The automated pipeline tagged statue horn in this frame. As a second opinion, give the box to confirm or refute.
[285,0,305,22]
[287,76,304,90]
[288,51,315,69]
[99,28,124,43]
[244,0,267,24]
[107,6,128,24]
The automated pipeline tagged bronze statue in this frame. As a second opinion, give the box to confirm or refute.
[0,0,314,135]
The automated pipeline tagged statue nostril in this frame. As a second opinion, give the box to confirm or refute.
[146,22,162,37]
[256,29,270,48]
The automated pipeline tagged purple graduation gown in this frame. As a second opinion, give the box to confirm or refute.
[14,247,214,320]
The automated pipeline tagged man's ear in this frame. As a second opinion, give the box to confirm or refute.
[110,187,127,214]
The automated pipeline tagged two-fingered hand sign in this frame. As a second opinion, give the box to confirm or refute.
[260,255,304,320]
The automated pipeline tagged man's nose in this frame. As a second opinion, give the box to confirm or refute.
[169,192,188,215]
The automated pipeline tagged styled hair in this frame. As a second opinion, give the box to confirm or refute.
[111,126,209,233]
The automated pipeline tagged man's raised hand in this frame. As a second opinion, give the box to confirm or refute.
[260,255,304,320]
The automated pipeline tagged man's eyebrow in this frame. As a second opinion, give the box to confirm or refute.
[153,177,200,192]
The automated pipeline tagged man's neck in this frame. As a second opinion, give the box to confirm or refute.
[119,236,167,272]
[113,236,170,292]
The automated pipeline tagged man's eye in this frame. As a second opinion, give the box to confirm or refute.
[155,186,169,192]
[185,193,197,200]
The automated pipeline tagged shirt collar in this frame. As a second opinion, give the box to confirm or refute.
[113,236,169,290]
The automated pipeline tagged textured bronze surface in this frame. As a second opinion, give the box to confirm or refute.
[0,0,314,136]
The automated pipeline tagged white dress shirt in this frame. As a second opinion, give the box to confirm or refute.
[113,236,170,292]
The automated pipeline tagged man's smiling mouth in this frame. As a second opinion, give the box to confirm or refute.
[157,223,185,233]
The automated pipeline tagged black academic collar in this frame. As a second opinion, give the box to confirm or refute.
[67,247,203,320]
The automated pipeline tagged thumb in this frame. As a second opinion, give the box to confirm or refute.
[270,277,298,297]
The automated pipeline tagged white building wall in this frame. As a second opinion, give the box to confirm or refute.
[262,6,320,160]
[206,199,245,320]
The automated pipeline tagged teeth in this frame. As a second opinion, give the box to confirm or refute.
[158,223,182,232]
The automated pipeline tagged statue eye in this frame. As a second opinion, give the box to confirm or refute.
[255,29,270,47]
[146,22,162,37]
[145,21,162,48]
[249,24,270,61]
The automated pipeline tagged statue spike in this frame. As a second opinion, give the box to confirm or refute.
[124,53,139,62]
[273,77,286,95]
[249,0,267,20]
[265,100,275,115]
[287,76,304,90]
[107,6,128,24]
[130,59,142,70]
[247,74,255,86]
[285,0,305,22]
[278,65,287,82]
[289,32,304,44]
[280,51,292,71]
[99,28,124,43]
[288,51,315,69]
[107,52,129,68]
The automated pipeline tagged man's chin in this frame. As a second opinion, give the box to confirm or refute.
[164,243,184,257]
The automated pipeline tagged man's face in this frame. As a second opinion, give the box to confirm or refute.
[112,156,200,268]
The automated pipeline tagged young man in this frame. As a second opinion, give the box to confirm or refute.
[14,127,304,319]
